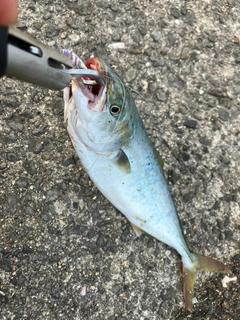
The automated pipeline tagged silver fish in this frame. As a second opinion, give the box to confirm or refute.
[63,52,231,310]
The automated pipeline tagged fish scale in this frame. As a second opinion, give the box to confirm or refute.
[62,50,231,311]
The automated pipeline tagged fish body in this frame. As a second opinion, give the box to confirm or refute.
[63,52,230,310]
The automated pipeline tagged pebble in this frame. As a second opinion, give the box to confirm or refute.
[155,90,168,102]
[171,8,181,19]
[60,32,67,39]
[224,230,233,240]
[7,121,23,132]
[138,26,147,36]
[0,162,7,169]
[218,97,231,108]
[140,79,148,93]
[23,160,37,175]
[68,34,81,45]
[153,59,165,67]
[16,23,27,32]
[46,27,59,39]
[181,5,187,15]
[22,245,34,254]
[124,68,137,82]
[96,234,105,248]
[87,228,95,239]
[25,206,35,216]
[7,153,20,162]
[218,108,230,121]
[33,143,43,154]
[0,259,12,272]
[223,291,231,300]
[178,105,187,114]
[43,12,51,20]
[158,58,165,66]
[69,2,93,15]
[208,87,225,98]
[181,152,190,161]
[67,225,86,235]
[233,85,240,95]
[42,213,51,221]
[0,293,8,304]
[45,188,60,203]
[180,46,190,59]
[15,177,28,189]
[151,31,161,42]
[48,226,61,236]
[32,125,48,136]
[199,136,212,146]
[66,17,78,29]
[168,34,176,46]
[183,10,197,26]
[107,42,125,49]
[33,22,43,30]
[51,282,60,299]
[168,76,184,89]
[48,204,58,215]
[18,274,27,287]
[184,119,197,129]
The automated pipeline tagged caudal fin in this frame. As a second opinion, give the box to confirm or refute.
[182,252,231,311]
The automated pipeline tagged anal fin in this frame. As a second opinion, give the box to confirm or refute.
[154,147,164,170]
[130,223,145,237]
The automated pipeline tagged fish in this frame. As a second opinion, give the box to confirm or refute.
[62,50,231,310]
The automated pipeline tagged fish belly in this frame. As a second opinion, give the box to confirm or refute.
[70,124,190,260]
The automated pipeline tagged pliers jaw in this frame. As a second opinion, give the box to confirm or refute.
[62,69,106,87]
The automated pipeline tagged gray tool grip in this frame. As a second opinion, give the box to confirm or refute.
[5,27,73,90]
[0,26,8,77]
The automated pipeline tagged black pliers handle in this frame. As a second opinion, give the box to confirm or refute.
[0,25,73,90]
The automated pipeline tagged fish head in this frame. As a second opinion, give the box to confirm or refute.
[64,57,136,154]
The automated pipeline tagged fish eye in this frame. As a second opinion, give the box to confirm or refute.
[110,104,121,116]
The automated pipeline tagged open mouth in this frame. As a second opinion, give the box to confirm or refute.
[85,58,104,99]
[70,57,106,107]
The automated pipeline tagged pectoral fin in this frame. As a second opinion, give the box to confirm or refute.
[114,149,131,174]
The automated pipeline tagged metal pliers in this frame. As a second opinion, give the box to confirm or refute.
[0,26,105,90]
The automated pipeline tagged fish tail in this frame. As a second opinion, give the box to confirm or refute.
[182,252,231,311]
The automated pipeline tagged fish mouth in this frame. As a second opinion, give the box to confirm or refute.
[71,57,107,112]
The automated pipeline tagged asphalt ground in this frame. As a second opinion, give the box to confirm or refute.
[0,0,240,319]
